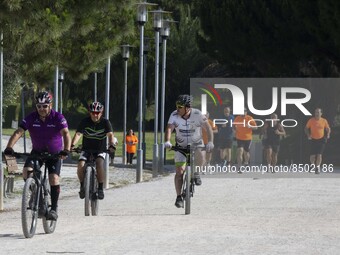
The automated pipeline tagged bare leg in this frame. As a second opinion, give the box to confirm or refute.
[22,167,33,180]
[226,148,232,163]
[237,147,244,166]
[310,155,316,165]
[271,152,278,167]
[266,148,272,165]
[175,167,184,196]
[95,157,105,183]
[77,161,86,183]
[315,154,322,166]
[243,150,250,165]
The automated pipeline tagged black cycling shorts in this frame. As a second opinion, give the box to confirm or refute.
[237,139,252,152]
[310,138,326,155]
[24,156,61,176]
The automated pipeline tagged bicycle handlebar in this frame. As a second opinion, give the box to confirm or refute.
[6,152,60,161]
[71,148,111,154]
[170,146,190,154]
[170,144,206,152]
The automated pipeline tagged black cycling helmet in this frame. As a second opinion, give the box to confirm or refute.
[89,102,104,112]
[35,91,53,104]
[176,94,193,108]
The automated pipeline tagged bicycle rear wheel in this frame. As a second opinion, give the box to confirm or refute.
[90,170,99,216]
[21,178,38,238]
[184,166,191,215]
[42,180,57,233]
[84,166,91,216]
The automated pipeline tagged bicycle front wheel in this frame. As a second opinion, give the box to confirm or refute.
[90,170,99,216]
[21,178,38,238]
[184,166,191,215]
[84,166,92,216]
[42,179,57,234]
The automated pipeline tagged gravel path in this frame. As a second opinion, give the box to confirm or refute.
[1,136,340,254]
[2,162,153,211]
[1,173,340,254]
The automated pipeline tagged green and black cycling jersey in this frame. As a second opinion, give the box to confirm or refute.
[76,117,113,152]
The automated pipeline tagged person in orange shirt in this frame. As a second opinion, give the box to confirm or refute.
[202,111,218,166]
[304,108,331,174]
[233,108,257,170]
[126,129,138,165]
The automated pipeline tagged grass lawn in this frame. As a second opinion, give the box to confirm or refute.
[2,128,175,162]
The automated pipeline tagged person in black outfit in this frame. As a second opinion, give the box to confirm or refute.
[261,113,286,168]
[71,102,116,200]
[216,107,234,166]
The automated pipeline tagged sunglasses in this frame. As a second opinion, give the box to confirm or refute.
[176,103,185,109]
[36,104,49,109]
[90,111,101,115]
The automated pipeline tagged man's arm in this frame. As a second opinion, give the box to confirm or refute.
[276,124,286,137]
[60,127,71,151]
[325,127,331,138]
[71,131,83,147]
[6,127,25,149]
[165,124,175,142]
[107,131,115,146]
[202,120,213,143]
[304,126,311,139]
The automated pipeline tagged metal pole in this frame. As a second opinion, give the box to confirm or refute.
[159,37,167,173]
[136,24,144,183]
[0,32,4,210]
[59,80,63,114]
[21,88,27,153]
[123,59,128,165]
[94,72,97,102]
[54,65,59,111]
[153,30,160,177]
[142,47,147,169]
[104,57,110,189]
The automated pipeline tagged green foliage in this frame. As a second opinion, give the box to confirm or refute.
[193,0,340,77]
[0,0,136,85]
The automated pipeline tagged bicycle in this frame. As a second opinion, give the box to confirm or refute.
[18,152,59,238]
[171,144,202,215]
[72,148,109,216]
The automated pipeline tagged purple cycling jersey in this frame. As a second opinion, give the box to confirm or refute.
[19,109,68,153]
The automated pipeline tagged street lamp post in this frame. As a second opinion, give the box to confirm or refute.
[94,72,97,102]
[21,84,27,153]
[159,19,171,172]
[149,9,170,177]
[54,65,59,111]
[136,1,157,183]
[104,56,111,189]
[0,32,4,211]
[58,71,64,114]
[121,44,131,165]
[142,38,150,169]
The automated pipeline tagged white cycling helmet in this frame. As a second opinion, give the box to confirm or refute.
[89,102,104,112]
[35,91,53,104]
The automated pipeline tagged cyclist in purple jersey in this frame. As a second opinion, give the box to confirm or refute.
[4,91,71,220]
[70,102,116,200]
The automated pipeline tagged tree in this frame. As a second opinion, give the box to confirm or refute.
[0,0,136,109]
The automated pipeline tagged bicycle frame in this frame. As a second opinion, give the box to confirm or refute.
[21,152,58,238]
[83,152,99,216]
[171,145,198,215]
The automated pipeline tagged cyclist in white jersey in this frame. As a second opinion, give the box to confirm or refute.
[164,95,214,208]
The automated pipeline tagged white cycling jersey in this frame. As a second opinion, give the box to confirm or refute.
[167,108,207,147]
